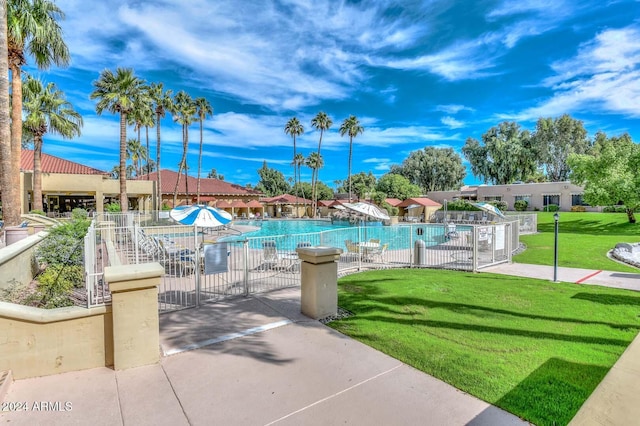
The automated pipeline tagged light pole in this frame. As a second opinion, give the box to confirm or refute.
[553,212,559,282]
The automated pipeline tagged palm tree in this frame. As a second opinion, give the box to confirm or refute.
[293,152,306,200]
[6,0,69,224]
[339,115,364,201]
[310,111,332,216]
[22,76,82,211]
[0,1,14,224]
[148,82,172,210]
[305,152,324,216]
[126,138,147,177]
[194,97,213,205]
[90,67,145,211]
[284,117,304,208]
[170,90,196,206]
[128,90,154,179]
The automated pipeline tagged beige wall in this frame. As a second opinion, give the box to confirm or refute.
[428,182,597,212]
[0,232,44,290]
[0,302,113,379]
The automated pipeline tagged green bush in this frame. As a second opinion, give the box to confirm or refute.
[514,200,528,211]
[29,209,45,216]
[603,205,631,213]
[543,204,559,212]
[71,208,88,220]
[490,200,508,211]
[105,202,121,212]
[443,200,479,211]
[36,219,90,267]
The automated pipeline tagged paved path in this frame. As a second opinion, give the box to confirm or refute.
[3,287,526,426]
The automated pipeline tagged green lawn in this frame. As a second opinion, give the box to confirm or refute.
[513,212,640,272]
[329,269,640,426]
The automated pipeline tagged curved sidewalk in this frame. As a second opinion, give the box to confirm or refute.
[2,287,526,426]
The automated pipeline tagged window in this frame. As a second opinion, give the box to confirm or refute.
[484,196,502,201]
[543,194,560,206]
[514,195,530,203]
[572,194,589,206]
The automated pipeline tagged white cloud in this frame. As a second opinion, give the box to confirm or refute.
[501,26,640,121]
[441,116,464,129]
[436,104,475,114]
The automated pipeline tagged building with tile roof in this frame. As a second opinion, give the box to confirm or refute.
[139,170,263,209]
[16,150,154,214]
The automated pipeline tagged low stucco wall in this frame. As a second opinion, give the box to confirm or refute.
[0,301,113,379]
[0,232,44,290]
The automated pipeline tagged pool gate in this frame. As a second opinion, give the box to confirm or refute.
[84,213,516,312]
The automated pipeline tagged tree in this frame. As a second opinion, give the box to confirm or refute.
[568,132,640,223]
[310,111,332,216]
[148,82,172,210]
[170,90,196,206]
[255,161,290,197]
[314,181,334,201]
[126,138,146,177]
[462,121,536,185]
[532,114,590,182]
[339,115,364,201]
[91,67,145,211]
[194,97,212,205]
[0,0,13,224]
[341,171,376,200]
[391,147,465,192]
[284,117,304,207]
[305,151,324,215]
[207,168,224,180]
[128,89,154,180]
[292,152,306,204]
[22,76,82,211]
[6,0,69,224]
[375,173,421,200]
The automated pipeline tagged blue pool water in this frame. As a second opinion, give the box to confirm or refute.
[232,219,349,238]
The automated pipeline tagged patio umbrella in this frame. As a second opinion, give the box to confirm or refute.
[343,201,390,220]
[473,202,505,219]
[170,204,233,228]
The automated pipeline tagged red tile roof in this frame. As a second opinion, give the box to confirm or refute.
[21,150,109,175]
[261,194,312,204]
[385,198,403,207]
[398,197,442,208]
[140,170,263,196]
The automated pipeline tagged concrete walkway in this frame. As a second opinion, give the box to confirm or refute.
[4,263,640,425]
[2,287,526,426]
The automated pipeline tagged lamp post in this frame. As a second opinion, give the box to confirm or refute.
[553,212,559,282]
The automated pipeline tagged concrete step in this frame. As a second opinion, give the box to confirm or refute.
[0,370,13,402]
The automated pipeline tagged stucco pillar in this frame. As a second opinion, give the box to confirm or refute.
[95,191,104,213]
[104,262,163,370]
[296,247,343,320]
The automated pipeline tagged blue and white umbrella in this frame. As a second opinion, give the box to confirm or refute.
[170,204,233,228]
[473,202,505,219]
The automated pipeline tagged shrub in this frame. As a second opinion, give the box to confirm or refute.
[105,202,121,212]
[543,204,559,212]
[29,209,45,216]
[571,206,587,212]
[443,200,479,211]
[71,208,88,220]
[490,200,508,212]
[603,205,628,213]
[514,200,528,211]
[36,219,90,267]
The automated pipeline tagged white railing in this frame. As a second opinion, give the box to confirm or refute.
[84,219,516,311]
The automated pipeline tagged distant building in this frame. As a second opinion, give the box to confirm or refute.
[427,181,597,212]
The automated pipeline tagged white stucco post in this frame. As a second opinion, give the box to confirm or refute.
[296,247,343,320]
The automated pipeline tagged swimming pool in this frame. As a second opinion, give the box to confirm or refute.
[232,219,349,238]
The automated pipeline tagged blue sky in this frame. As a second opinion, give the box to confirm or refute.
[26,0,640,190]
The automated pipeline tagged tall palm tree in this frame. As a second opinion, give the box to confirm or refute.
[293,152,306,199]
[339,115,364,202]
[284,117,304,208]
[126,138,147,177]
[128,90,154,179]
[194,97,213,205]
[148,82,172,210]
[90,67,145,211]
[305,152,323,216]
[0,0,14,224]
[170,90,196,206]
[6,0,69,224]
[22,76,82,211]
[310,111,332,216]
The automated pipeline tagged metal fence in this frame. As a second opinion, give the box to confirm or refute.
[84,214,517,312]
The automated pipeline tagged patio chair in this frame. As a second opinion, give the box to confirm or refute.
[368,243,388,262]
[157,238,195,276]
[455,213,463,223]
[344,239,361,260]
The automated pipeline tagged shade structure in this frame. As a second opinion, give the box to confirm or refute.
[405,204,421,210]
[170,204,233,228]
[473,202,505,218]
[343,201,390,220]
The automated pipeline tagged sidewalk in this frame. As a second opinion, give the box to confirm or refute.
[2,287,526,426]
